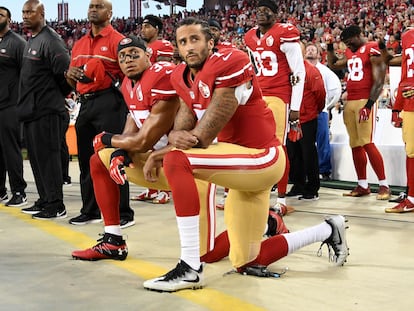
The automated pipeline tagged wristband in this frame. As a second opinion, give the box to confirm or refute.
[378,41,386,50]
[365,99,375,109]
[327,43,334,51]
[101,133,114,147]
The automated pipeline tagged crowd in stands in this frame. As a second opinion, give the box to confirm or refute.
[9,0,414,56]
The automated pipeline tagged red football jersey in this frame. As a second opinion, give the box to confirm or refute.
[244,23,300,103]
[147,39,174,63]
[344,41,381,100]
[171,48,279,149]
[394,28,414,112]
[121,61,177,150]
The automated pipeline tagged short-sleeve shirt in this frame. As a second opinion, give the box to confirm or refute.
[70,25,124,94]
[244,23,300,103]
[344,41,381,100]
[394,29,414,111]
[171,48,279,149]
[121,61,177,150]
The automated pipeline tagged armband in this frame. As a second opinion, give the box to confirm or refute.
[101,133,114,147]
[327,43,334,51]
[365,99,375,109]
[378,41,386,50]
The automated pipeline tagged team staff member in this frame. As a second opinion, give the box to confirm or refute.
[0,6,27,207]
[305,43,342,182]
[19,0,71,219]
[131,14,174,204]
[286,58,326,201]
[65,0,134,227]
[71,35,217,260]
[327,25,391,200]
[141,18,348,293]
[244,0,305,209]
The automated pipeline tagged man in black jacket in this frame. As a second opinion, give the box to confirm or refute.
[19,0,72,219]
[0,6,27,207]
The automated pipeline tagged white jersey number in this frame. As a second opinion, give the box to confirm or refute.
[405,47,414,78]
[347,57,364,81]
[248,49,278,77]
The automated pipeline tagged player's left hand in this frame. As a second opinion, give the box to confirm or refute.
[288,121,303,142]
[359,107,371,122]
[391,110,403,128]
[143,153,163,183]
[168,130,199,150]
[109,149,134,185]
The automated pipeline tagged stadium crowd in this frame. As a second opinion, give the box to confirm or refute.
[9,0,413,55]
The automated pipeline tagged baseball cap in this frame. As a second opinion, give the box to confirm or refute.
[117,35,147,53]
[79,58,105,84]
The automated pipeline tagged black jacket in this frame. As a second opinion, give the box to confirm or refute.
[18,25,72,122]
[0,30,26,110]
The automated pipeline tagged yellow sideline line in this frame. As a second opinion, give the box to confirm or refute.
[0,205,266,311]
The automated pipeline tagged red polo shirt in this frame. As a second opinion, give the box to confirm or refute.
[70,24,124,94]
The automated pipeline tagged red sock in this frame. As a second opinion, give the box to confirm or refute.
[90,153,120,225]
[352,146,367,180]
[242,235,289,267]
[407,157,414,197]
[164,150,200,217]
[363,143,386,180]
[200,231,230,263]
[277,146,289,195]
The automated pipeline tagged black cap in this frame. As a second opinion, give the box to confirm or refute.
[208,19,221,30]
[258,0,278,13]
[117,35,147,53]
[143,14,163,32]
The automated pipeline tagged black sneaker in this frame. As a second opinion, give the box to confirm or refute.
[298,193,319,201]
[1,192,8,203]
[63,176,72,187]
[22,200,45,214]
[286,188,303,197]
[120,218,135,229]
[32,204,67,220]
[237,265,282,278]
[388,192,407,203]
[69,213,102,225]
[320,173,332,182]
[5,192,28,207]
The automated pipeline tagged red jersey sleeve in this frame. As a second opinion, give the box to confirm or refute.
[210,49,255,89]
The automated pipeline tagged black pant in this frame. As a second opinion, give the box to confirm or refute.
[0,105,27,195]
[75,88,133,219]
[286,118,320,195]
[61,112,70,181]
[24,113,66,205]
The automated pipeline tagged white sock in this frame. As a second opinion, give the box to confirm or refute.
[358,180,369,189]
[408,196,414,204]
[378,179,388,187]
[176,215,200,270]
[284,221,332,254]
[105,225,122,236]
[277,197,286,205]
